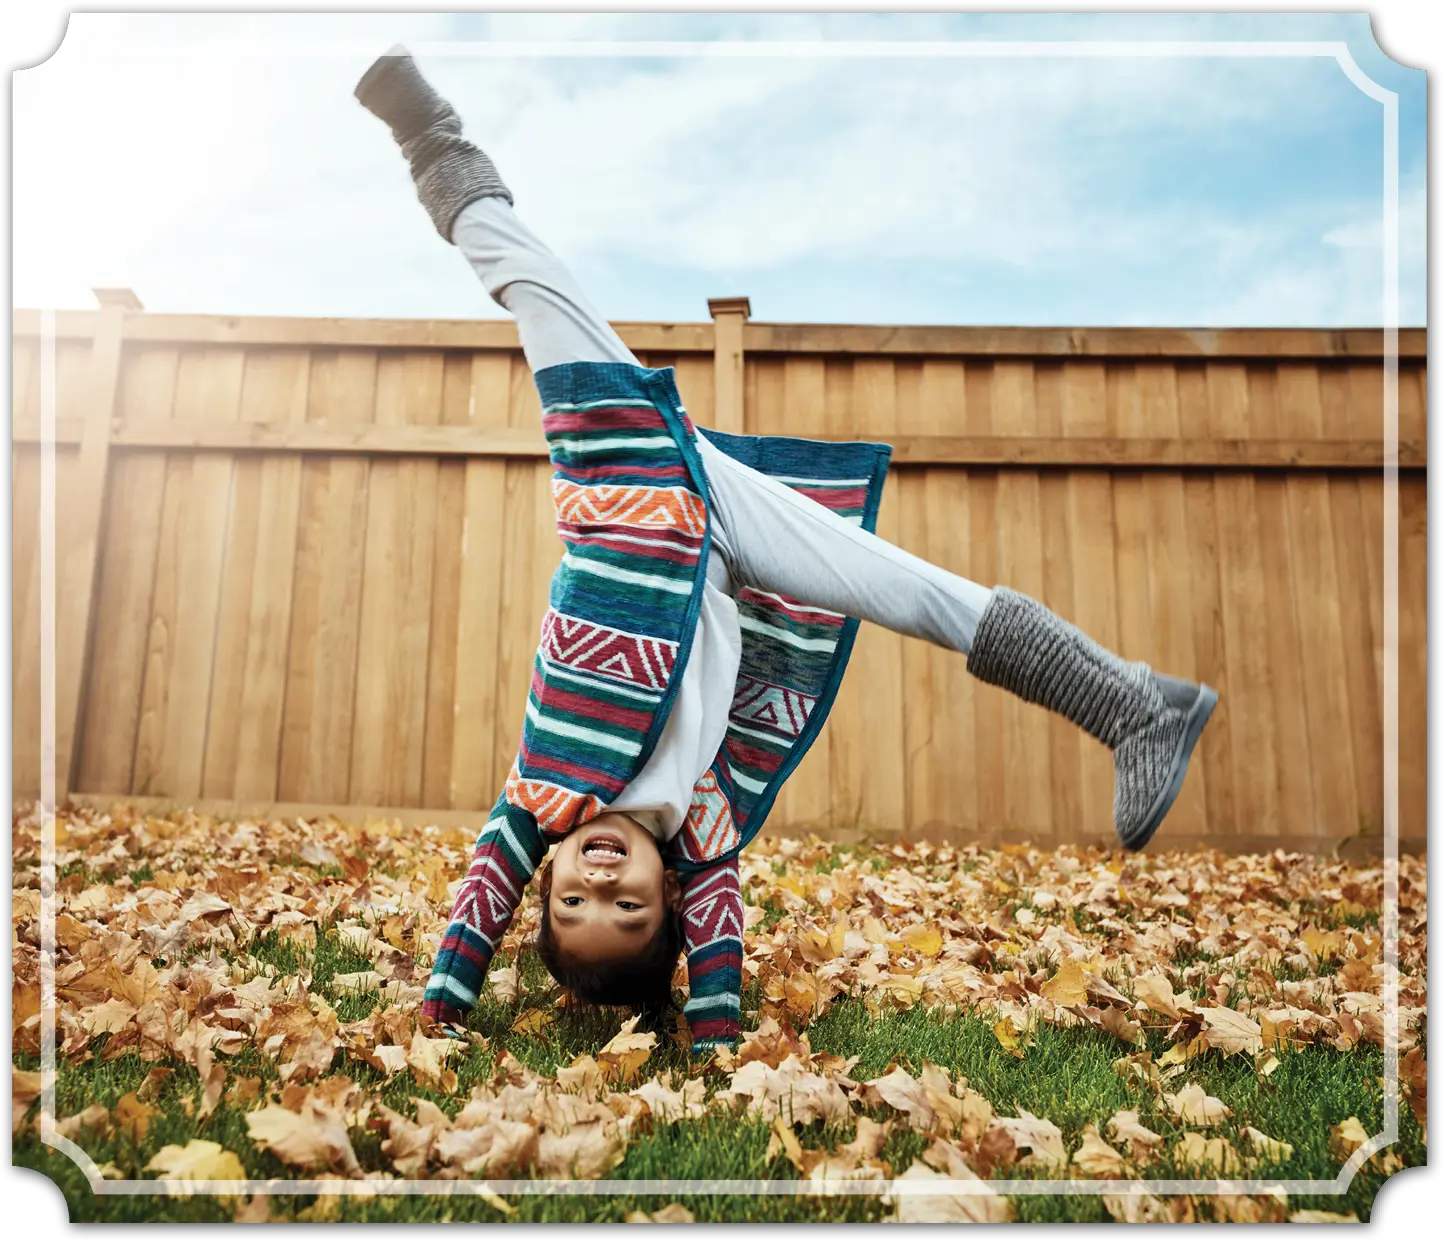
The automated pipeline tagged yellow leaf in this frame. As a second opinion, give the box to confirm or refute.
[1330,1116,1370,1161]
[598,1015,657,1086]
[1163,1082,1231,1126]
[1040,959,1089,1006]
[511,1008,554,1035]
[900,924,943,958]
[993,1017,1026,1058]
[145,1139,247,1181]
[1172,1132,1243,1174]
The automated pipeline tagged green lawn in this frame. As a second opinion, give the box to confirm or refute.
[12,805,1426,1222]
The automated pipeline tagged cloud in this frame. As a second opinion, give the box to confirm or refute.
[12,12,1423,326]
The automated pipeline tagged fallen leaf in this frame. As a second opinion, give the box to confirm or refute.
[12,1069,41,1135]
[887,1160,1013,1223]
[487,964,520,1003]
[511,1009,554,1036]
[245,1101,362,1176]
[406,1030,461,1093]
[1290,1210,1360,1223]
[993,1110,1067,1171]
[598,1015,657,1086]
[234,1195,271,1223]
[626,1205,695,1223]
[1173,1131,1243,1174]
[1243,1125,1294,1164]
[993,1015,1027,1058]
[1106,1109,1164,1164]
[114,1092,156,1143]
[1199,1006,1263,1056]
[145,1139,247,1181]
[1163,1081,1231,1126]
[1330,1115,1371,1161]
[1071,1123,1126,1177]
[1040,958,1090,1007]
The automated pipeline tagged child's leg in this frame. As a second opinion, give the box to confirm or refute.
[695,433,991,652]
[696,433,1217,851]
[357,46,637,375]
[452,197,640,373]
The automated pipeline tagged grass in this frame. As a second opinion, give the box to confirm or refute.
[13,809,1424,1224]
[15,932,1423,1223]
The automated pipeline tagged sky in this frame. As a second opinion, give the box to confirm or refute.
[11,11,1427,328]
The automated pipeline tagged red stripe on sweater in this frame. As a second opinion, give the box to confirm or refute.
[529,674,654,732]
[544,407,669,434]
[725,736,786,771]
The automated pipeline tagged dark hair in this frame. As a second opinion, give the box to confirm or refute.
[535,862,685,1022]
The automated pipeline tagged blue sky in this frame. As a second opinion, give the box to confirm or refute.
[13,11,1426,327]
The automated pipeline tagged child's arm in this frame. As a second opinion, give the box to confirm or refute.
[421,813,547,1028]
[679,857,745,1053]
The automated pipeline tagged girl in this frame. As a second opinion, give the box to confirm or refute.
[354,46,1218,1053]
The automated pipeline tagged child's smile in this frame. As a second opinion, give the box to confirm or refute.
[544,815,682,967]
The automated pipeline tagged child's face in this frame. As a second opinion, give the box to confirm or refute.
[546,814,681,965]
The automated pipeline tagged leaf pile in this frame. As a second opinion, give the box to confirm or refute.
[11,802,1426,1220]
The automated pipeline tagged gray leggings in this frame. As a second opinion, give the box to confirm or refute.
[453,196,993,654]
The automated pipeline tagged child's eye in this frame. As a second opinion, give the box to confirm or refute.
[562,896,583,906]
[616,901,641,911]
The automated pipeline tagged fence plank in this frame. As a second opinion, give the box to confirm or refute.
[1399,481,1427,842]
[448,353,514,810]
[76,347,179,793]
[231,349,311,800]
[835,358,906,835]
[278,349,376,802]
[349,352,442,806]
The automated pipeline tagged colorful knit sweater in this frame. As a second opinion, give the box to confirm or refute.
[421,361,891,1053]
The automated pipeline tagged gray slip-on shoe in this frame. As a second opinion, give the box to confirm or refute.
[967,586,1219,850]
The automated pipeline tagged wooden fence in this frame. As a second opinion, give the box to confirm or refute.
[11,292,1427,855]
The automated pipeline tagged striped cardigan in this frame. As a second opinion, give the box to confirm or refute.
[422,361,891,1052]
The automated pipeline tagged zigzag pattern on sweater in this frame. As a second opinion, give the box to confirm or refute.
[680,859,745,1050]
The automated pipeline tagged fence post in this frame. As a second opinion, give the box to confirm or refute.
[707,296,751,436]
[54,287,140,798]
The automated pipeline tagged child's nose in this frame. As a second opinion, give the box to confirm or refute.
[585,868,618,886]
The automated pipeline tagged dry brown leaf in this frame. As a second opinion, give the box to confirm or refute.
[114,1091,156,1143]
[1071,1123,1126,1178]
[12,1069,41,1136]
[631,1073,708,1123]
[486,964,520,1003]
[145,1139,247,1181]
[511,1008,553,1035]
[1040,958,1090,1006]
[53,1103,110,1140]
[1172,1131,1243,1174]
[245,1101,362,1176]
[1290,1210,1361,1223]
[626,1205,696,1223]
[1106,1109,1163,1164]
[1243,1125,1294,1164]
[233,1195,271,1223]
[1199,1005,1263,1056]
[993,1015,1027,1058]
[1330,1115,1371,1161]
[597,1015,656,1085]
[1132,971,1186,1019]
[993,1109,1067,1171]
[1163,1081,1231,1126]
[406,1030,461,1093]
[888,1160,1013,1223]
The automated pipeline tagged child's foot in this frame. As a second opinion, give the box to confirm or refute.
[353,43,514,242]
[967,587,1219,851]
[354,43,456,146]
[1112,673,1218,850]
